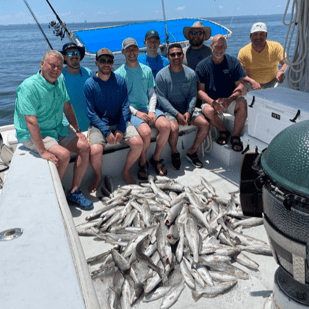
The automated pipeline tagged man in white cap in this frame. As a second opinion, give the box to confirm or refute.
[138,30,169,78]
[238,22,288,89]
[182,21,212,71]
[115,38,171,180]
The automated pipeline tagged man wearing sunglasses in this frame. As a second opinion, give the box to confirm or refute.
[156,44,210,169]
[84,48,143,190]
[182,21,212,71]
[115,38,171,180]
[60,42,92,132]
[138,30,169,78]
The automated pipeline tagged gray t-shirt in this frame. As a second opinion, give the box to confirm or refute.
[183,44,212,70]
[156,65,197,116]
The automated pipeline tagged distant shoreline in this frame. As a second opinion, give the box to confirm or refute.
[0,13,289,27]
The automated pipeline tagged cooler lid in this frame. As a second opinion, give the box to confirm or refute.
[261,120,309,196]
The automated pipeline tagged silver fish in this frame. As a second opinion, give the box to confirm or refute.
[160,280,184,309]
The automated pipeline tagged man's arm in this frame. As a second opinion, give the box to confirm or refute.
[276,60,288,83]
[25,115,58,164]
[155,74,179,117]
[241,76,262,91]
[197,82,214,105]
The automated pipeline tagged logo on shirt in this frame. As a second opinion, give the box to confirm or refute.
[223,69,230,74]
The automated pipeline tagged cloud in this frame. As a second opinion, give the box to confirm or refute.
[60,12,72,17]
[0,14,11,21]
[219,5,223,9]
[277,5,281,8]
[15,12,27,18]
[176,6,185,11]
[108,11,119,15]
[97,11,106,15]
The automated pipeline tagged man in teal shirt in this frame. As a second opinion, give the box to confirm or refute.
[14,50,93,210]
[60,42,92,132]
[115,37,171,179]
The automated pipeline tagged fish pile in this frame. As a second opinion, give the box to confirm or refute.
[76,175,273,309]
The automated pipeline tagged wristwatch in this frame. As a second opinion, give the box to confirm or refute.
[75,128,82,133]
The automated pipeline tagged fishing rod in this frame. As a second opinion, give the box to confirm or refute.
[45,0,73,40]
[161,0,170,46]
[23,0,53,49]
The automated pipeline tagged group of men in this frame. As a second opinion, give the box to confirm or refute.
[14,20,287,210]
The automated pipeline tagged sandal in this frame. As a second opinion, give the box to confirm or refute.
[137,161,149,180]
[231,135,244,152]
[217,130,230,146]
[150,156,167,176]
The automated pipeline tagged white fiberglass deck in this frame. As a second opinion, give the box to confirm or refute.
[66,141,277,309]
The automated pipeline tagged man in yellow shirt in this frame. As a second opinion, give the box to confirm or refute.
[238,22,288,89]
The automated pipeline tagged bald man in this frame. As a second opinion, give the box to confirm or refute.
[196,35,247,152]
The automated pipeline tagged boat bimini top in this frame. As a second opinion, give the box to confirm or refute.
[71,18,232,56]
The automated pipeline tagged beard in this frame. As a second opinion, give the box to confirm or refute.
[189,37,204,47]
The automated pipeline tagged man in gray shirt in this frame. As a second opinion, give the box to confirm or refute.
[182,21,212,71]
[156,43,210,169]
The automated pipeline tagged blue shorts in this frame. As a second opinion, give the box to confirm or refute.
[130,107,165,129]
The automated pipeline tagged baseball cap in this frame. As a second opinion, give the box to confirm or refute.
[145,30,160,41]
[122,37,138,50]
[251,22,267,34]
[96,48,114,60]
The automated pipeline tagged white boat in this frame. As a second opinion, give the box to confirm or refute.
[1,1,309,308]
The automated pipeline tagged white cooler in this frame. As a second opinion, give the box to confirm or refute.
[246,87,309,144]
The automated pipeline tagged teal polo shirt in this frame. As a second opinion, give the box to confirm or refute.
[14,71,70,142]
[115,63,155,110]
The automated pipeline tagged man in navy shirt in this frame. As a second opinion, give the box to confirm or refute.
[196,35,247,152]
[84,48,143,191]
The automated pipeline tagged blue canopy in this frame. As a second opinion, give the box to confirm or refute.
[72,18,232,55]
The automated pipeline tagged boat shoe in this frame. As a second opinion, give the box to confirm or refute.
[67,189,94,210]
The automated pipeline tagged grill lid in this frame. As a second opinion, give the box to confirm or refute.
[261,120,309,197]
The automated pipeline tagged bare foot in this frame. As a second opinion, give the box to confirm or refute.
[121,170,136,184]
[88,175,102,193]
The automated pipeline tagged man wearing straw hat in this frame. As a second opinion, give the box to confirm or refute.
[182,21,212,71]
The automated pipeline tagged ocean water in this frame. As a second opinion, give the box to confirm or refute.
[0,14,294,127]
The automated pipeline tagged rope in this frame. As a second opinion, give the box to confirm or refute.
[283,0,309,91]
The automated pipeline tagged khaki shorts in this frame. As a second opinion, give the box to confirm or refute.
[23,126,77,152]
[88,123,139,146]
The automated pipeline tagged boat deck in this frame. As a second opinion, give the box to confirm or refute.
[67,142,277,309]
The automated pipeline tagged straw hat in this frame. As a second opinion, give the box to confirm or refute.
[183,21,211,40]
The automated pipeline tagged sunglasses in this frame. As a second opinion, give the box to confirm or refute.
[190,30,204,36]
[98,58,114,64]
[169,52,183,58]
[66,51,80,57]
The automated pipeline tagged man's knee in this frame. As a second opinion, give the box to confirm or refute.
[170,120,179,134]
[156,117,171,132]
[90,144,103,157]
[77,137,90,154]
[235,97,248,114]
[128,135,143,150]
[138,123,152,139]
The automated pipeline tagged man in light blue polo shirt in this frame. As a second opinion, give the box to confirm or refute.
[14,50,93,210]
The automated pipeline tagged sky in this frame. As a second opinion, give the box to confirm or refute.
[1,0,291,25]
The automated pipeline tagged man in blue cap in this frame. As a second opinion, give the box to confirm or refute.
[60,42,92,132]
[138,30,169,78]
